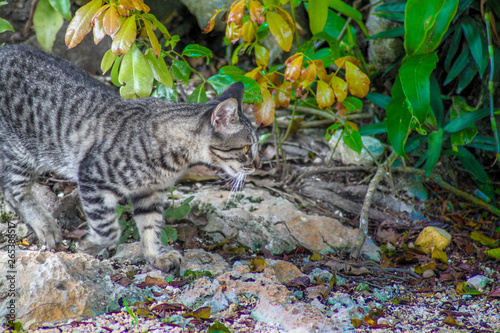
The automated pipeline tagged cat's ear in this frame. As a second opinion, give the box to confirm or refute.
[211,98,240,133]
[217,82,244,107]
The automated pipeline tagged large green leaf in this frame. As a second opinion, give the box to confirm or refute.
[144,50,173,88]
[33,0,63,52]
[308,0,329,35]
[48,0,71,20]
[118,43,154,98]
[424,128,444,177]
[462,16,488,78]
[404,0,458,56]
[426,0,459,53]
[359,121,387,136]
[207,74,262,104]
[386,76,411,158]
[186,84,208,103]
[266,11,293,52]
[449,104,478,147]
[171,60,191,84]
[399,53,438,124]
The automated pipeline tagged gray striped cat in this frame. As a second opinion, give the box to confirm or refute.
[0,45,260,272]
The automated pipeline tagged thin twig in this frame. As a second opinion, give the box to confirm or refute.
[352,151,398,259]
[23,0,40,37]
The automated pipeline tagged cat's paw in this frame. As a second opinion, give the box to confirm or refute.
[147,250,182,273]
[77,234,103,256]
[33,222,62,249]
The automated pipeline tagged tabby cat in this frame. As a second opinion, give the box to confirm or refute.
[0,45,259,272]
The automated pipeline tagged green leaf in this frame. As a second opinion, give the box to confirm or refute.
[444,109,490,133]
[144,50,173,87]
[219,65,243,76]
[366,26,404,40]
[186,84,208,103]
[376,11,405,22]
[116,204,124,219]
[0,18,14,33]
[343,126,363,154]
[308,0,329,35]
[456,61,478,93]
[360,121,387,135]
[163,207,174,219]
[208,320,231,333]
[399,53,438,124]
[118,43,154,98]
[207,74,235,96]
[342,97,363,112]
[365,92,391,110]
[311,48,336,67]
[429,75,443,128]
[171,60,191,84]
[110,55,122,87]
[182,44,213,64]
[386,76,411,158]
[266,11,293,52]
[33,0,64,52]
[462,16,488,78]
[208,74,262,103]
[375,2,406,12]
[118,227,133,245]
[424,128,443,177]
[404,0,458,56]
[456,146,494,199]
[101,49,116,75]
[444,49,471,85]
[444,26,462,72]
[48,0,71,20]
[160,226,178,245]
[152,83,178,102]
[183,196,195,205]
[174,203,191,220]
[328,0,369,37]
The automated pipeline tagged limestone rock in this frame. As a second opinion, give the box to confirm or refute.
[414,226,452,254]
[190,185,380,260]
[268,260,306,285]
[0,250,151,327]
[180,248,231,277]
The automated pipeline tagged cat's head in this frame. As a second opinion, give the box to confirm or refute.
[207,83,260,185]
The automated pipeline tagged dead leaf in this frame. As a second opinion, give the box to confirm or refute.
[249,258,268,272]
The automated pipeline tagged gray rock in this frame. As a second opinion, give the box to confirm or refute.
[365,0,405,74]
[466,275,490,292]
[0,250,152,326]
[328,131,385,166]
[190,185,380,260]
[181,248,231,277]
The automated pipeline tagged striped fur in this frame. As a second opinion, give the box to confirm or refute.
[0,45,259,272]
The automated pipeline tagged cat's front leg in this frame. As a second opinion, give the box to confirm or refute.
[131,192,182,273]
[77,183,122,255]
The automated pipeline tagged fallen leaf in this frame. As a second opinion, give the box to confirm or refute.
[249,258,268,272]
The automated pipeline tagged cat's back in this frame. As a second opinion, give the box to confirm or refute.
[0,44,110,93]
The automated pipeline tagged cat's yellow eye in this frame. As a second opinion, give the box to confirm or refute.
[244,145,250,153]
